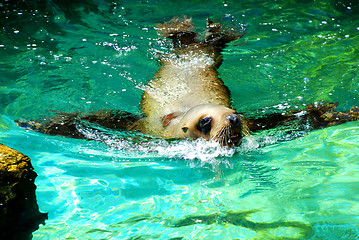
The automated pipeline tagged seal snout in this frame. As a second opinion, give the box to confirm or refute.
[225,114,240,126]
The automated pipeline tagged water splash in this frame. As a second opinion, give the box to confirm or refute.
[76,125,259,165]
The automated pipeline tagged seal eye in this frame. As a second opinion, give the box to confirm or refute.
[182,127,189,133]
[197,117,212,134]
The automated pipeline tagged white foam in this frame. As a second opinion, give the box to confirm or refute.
[76,125,259,165]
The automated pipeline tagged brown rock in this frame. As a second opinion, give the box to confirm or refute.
[0,144,47,240]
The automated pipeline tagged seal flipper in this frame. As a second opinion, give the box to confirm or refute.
[245,103,359,133]
[80,110,139,130]
[204,19,244,48]
[16,113,87,139]
[15,110,140,139]
[303,103,359,129]
[156,16,198,47]
[15,119,44,132]
[156,16,244,48]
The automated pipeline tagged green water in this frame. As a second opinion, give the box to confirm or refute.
[1,0,359,239]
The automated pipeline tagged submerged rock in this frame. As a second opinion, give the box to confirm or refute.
[0,144,47,240]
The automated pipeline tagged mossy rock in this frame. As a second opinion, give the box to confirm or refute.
[0,144,47,240]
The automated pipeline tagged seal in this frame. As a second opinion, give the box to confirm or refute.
[132,17,249,146]
[15,17,359,146]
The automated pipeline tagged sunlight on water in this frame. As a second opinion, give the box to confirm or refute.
[29,122,359,239]
[1,0,359,239]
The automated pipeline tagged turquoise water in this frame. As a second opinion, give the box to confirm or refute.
[1,0,359,239]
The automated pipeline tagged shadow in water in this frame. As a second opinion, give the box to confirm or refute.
[171,210,314,239]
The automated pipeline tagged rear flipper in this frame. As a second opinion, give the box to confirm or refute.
[156,16,198,47]
[246,103,359,133]
[204,19,244,47]
[15,110,140,139]
[156,16,243,48]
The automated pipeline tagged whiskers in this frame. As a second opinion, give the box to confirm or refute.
[211,124,241,146]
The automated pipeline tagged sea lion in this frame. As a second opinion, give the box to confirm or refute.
[132,17,248,145]
[16,17,249,146]
[15,17,359,146]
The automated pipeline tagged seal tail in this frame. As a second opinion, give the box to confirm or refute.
[156,16,198,47]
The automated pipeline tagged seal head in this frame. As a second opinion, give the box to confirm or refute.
[164,104,248,146]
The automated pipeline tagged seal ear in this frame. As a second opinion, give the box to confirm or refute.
[182,127,189,133]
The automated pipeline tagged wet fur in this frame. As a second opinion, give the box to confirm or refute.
[130,17,247,144]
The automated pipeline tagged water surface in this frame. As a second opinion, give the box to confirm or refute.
[1,0,359,239]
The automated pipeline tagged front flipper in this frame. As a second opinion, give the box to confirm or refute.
[15,110,140,139]
[246,103,359,133]
[303,103,359,129]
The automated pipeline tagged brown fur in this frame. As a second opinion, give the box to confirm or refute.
[247,103,359,132]
[135,17,246,145]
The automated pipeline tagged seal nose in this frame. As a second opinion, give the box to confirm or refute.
[225,114,240,126]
